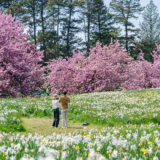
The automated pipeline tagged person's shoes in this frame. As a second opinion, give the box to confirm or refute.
[82,123,90,126]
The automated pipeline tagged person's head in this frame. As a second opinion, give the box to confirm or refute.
[63,91,67,95]
[53,94,59,100]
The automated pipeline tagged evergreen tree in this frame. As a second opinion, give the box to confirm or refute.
[37,0,48,61]
[61,0,82,57]
[81,0,94,55]
[0,0,15,12]
[20,0,39,45]
[110,0,143,52]
[47,0,66,58]
[91,0,118,46]
[139,0,160,61]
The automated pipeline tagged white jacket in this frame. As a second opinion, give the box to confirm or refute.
[52,100,61,110]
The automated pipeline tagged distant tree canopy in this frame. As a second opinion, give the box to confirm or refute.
[139,0,160,62]
[1,0,160,63]
[45,40,160,94]
[110,0,143,52]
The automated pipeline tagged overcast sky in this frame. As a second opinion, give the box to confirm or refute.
[104,0,160,27]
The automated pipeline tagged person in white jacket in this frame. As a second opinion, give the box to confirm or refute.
[52,94,61,128]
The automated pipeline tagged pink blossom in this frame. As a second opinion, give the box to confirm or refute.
[0,12,43,97]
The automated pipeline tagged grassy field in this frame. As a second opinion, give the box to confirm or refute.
[1,89,160,159]
[22,118,103,135]
[1,89,160,130]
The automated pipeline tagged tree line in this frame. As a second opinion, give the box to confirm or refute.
[1,0,160,63]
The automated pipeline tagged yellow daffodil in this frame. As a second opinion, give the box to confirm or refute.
[148,141,153,145]
[139,141,143,146]
[87,135,90,138]
[41,139,46,144]
[141,148,148,154]
[75,146,80,150]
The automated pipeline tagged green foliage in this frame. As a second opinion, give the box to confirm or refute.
[137,0,160,62]
[0,153,6,160]
[110,0,143,52]
[90,0,118,46]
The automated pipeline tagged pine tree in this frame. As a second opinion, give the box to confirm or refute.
[139,0,160,61]
[110,0,143,52]
[81,0,94,55]
[61,0,82,57]
[37,0,48,61]
[47,0,66,58]
[0,0,15,12]
[20,0,39,45]
[91,0,118,46]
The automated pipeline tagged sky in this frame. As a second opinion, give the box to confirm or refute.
[104,0,160,28]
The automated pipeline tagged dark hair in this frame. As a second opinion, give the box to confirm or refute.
[63,91,67,95]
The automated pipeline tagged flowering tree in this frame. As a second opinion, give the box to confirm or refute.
[121,46,160,90]
[0,12,43,97]
[149,45,160,88]
[121,57,152,90]
[45,41,132,94]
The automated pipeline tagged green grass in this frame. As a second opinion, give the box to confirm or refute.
[22,118,103,135]
[0,153,6,160]
[1,89,160,134]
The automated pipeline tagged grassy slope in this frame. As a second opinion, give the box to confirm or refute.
[22,118,103,135]
[1,89,160,134]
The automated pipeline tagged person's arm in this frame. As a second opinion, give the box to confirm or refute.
[58,102,61,108]
[59,98,62,108]
[59,97,61,103]
[52,100,55,110]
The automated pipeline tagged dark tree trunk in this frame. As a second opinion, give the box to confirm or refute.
[40,2,46,59]
[125,24,128,52]
[66,4,72,57]
[33,0,37,45]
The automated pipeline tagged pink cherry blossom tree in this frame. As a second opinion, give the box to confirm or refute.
[121,46,160,90]
[44,41,132,94]
[0,12,43,97]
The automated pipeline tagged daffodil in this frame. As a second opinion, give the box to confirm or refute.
[141,148,148,154]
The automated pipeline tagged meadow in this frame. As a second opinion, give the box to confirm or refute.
[1,89,160,159]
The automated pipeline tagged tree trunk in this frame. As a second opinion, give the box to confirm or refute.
[87,0,91,55]
[98,12,101,42]
[33,0,37,45]
[56,2,60,56]
[125,24,128,52]
[40,1,46,60]
[66,3,72,57]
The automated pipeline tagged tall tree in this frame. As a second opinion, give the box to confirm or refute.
[0,12,43,97]
[91,0,118,46]
[61,0,82,57]
[47,0,66,58]
[20,0,39,45]
[139,0,160,61]
[110,0,143,52]
[0,0,15,12]
[81,0,94,55]
[37,0,48,61]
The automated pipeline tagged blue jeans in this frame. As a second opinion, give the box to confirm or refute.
[52,108,59,127]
